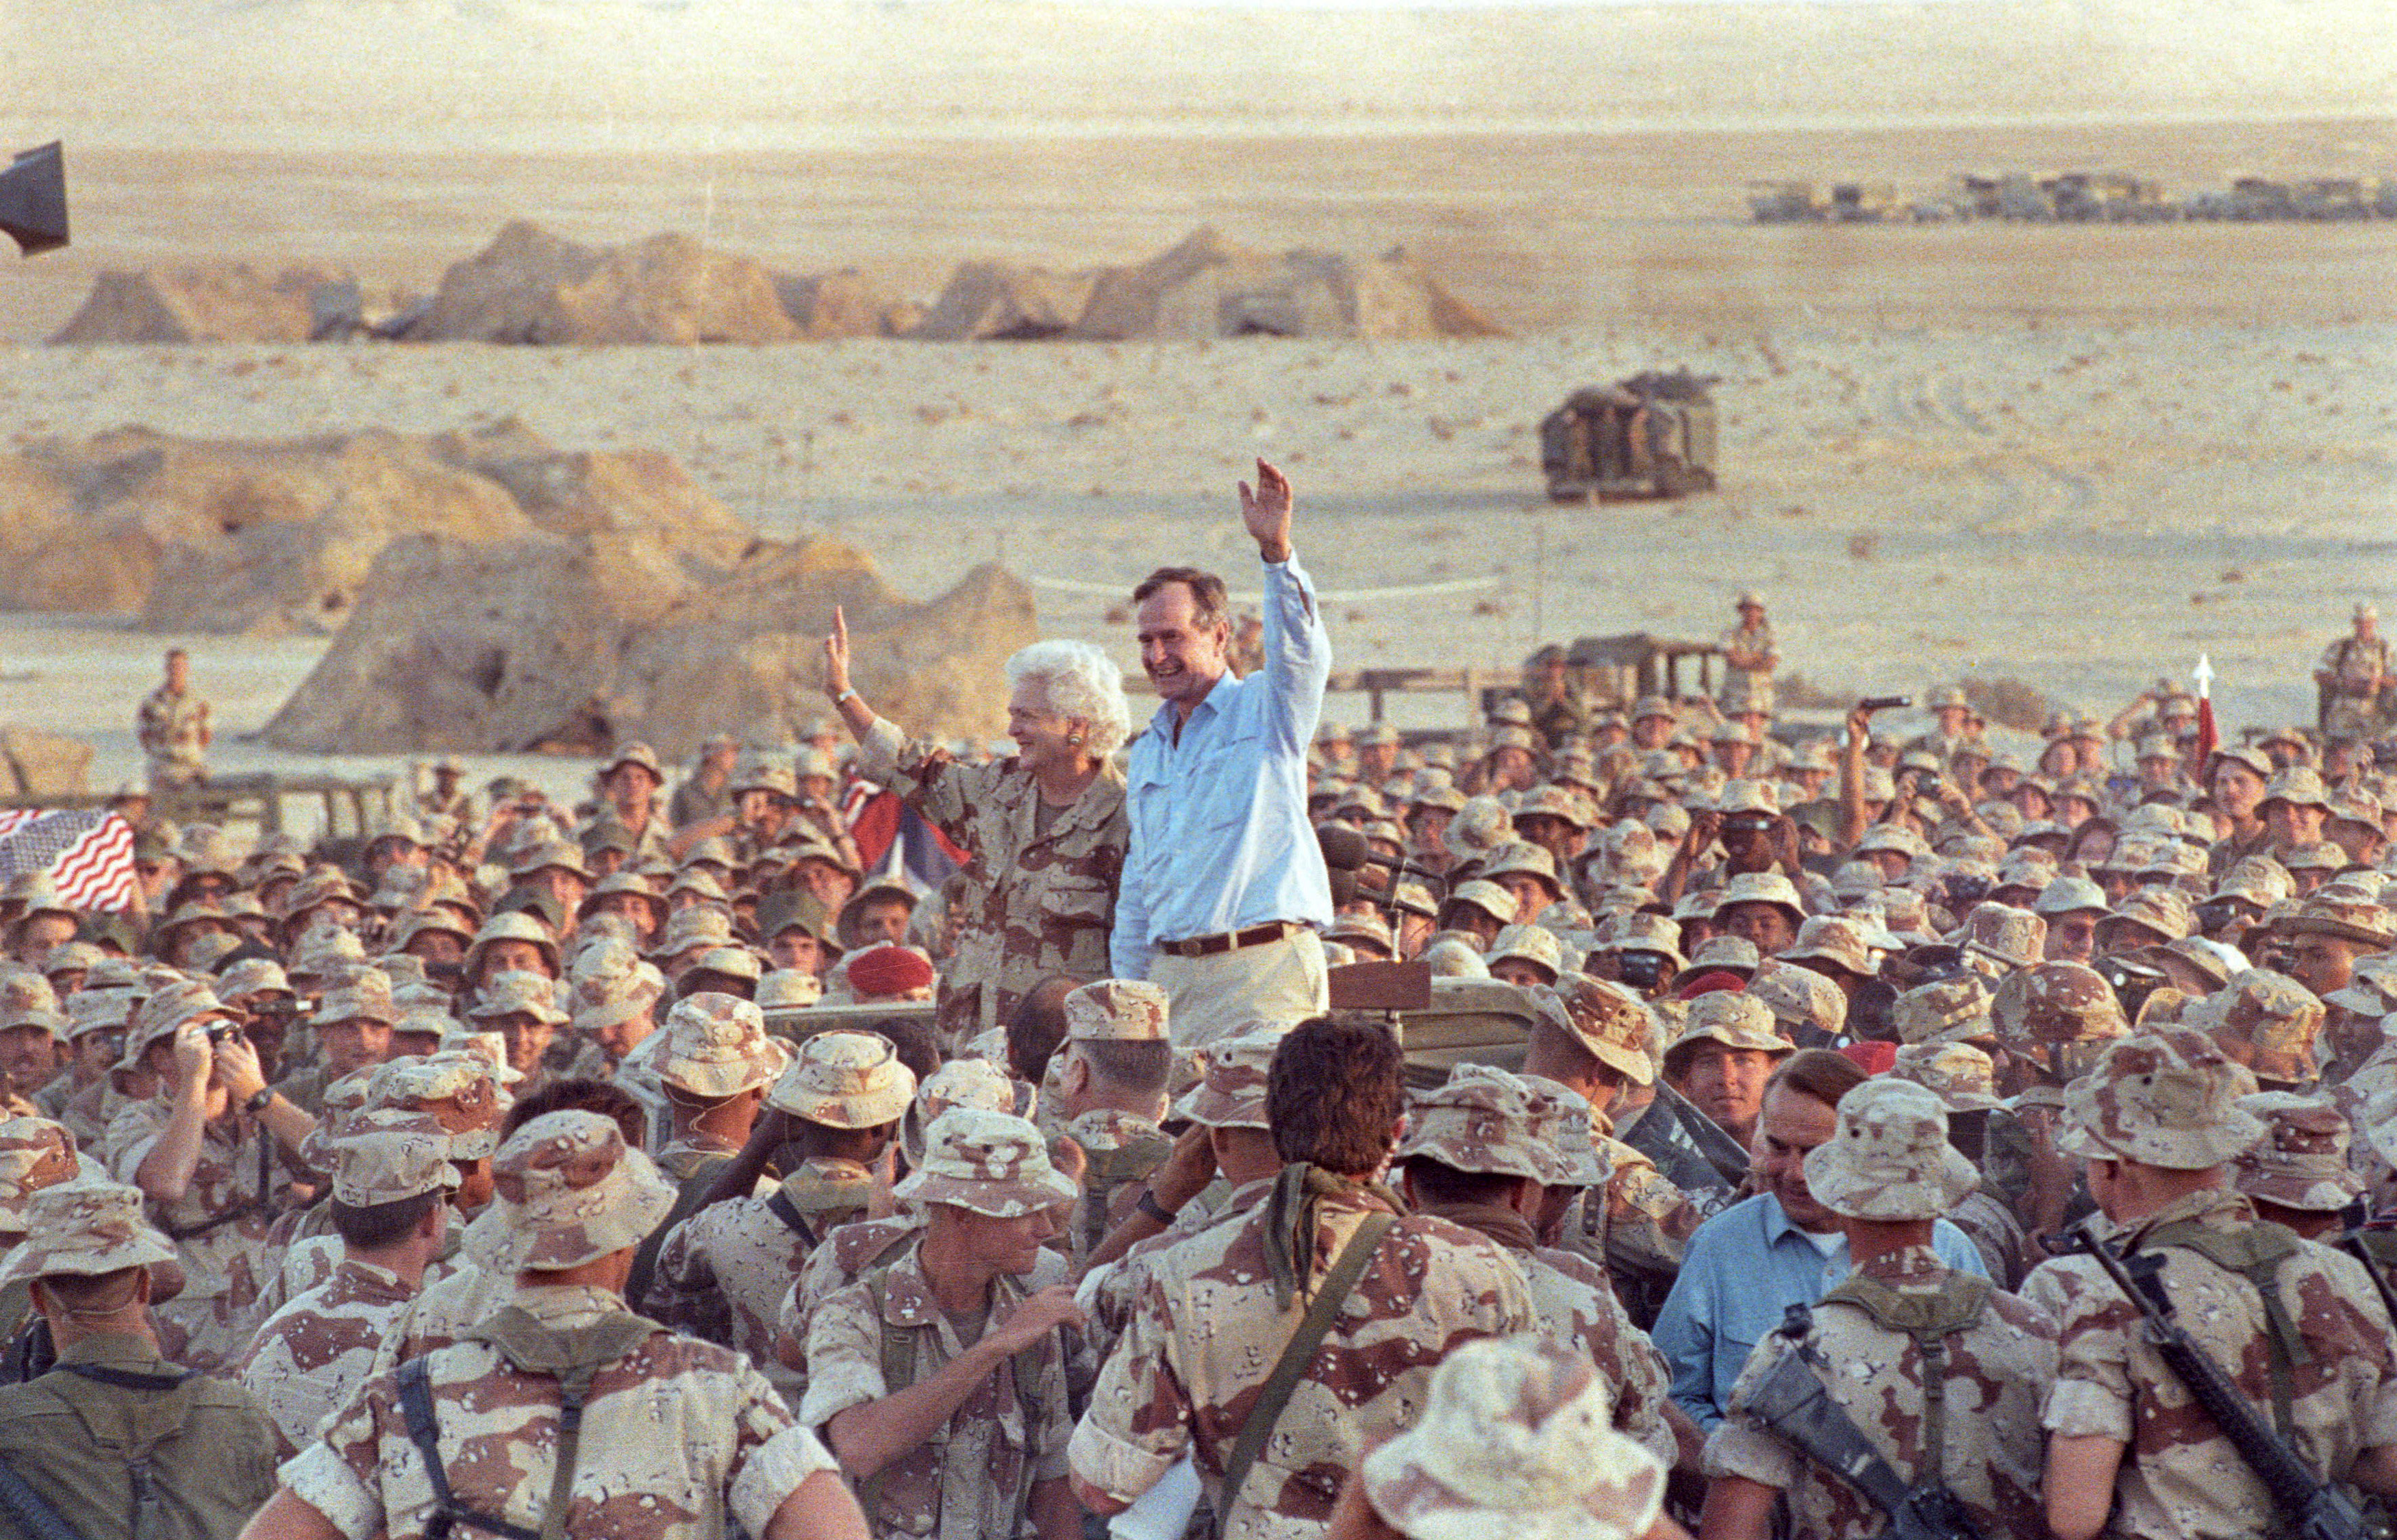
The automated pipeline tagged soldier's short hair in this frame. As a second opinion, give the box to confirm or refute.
[794,1119,895,1163]
[869,1015,941,1085]
[1006,976,1084,1084]
[1270,1015,1405,1177]
[36,1265,143,1312]
[1133,567,1231,635]
[1401,1154,1529,1208]
[501,1078,647,1150]
[329,1189,444,1250]
[1070,1037,1173,1096]
[1766,1047,1868,1111]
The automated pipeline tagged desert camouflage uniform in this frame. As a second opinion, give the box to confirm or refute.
[644,1156,876,1400]
[799,1235,1077,1540]
[655,1124,746,1182]
[103,1099,291,1373]
[238,1257,418,1459]
[2021,1187,2397,1540]
[137,681,208,789]
[1068,1184,1535,1540]
[250,1216,466,1337]
[1062,1107,1172,1263]
[857,717,1129,1050]
[368,1259,510,1373]
[1707,1244,2057,1540]
[283,1282,839,1540]
[53,1078,126,1151]
[1079,1175,1276,1365]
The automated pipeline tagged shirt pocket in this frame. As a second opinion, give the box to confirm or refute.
[1038,874,1116,955]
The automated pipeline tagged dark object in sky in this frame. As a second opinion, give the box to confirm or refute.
[1,142,68,257]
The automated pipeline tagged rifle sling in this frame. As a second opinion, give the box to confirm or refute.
[1218,1211,1395,1537]
[2142,1218,2306,1439]
[0,1452,83,1540]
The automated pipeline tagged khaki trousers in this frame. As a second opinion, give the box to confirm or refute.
[1149,927,1328,1050]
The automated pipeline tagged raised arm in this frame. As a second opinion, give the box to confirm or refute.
[1240,461,1331,752]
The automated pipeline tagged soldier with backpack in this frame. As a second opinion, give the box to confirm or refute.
[247,1109,865,1540]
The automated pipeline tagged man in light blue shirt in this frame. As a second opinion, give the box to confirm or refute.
[1109,461,1333,1047]
[1650,1048,1990,1431]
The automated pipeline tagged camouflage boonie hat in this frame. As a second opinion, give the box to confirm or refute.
[1516,784,1592,830]
[466,1111,677,1272]
[1360,1335,1666,1540]
[2034,876,2110,918]
[902,1059,1031,1165]
[657,992,789,1100]
[1443,881,1518,926]
[1716,779,1779,816]
[1064,979,1170,1042]
[1715,872,1806,926]
[464,911,561,976]
[668,870,733,908]
[65,986,131,1044]
[507,838,590,883]
[568,939,666,1033]
[602,742,664,782]
[1520,1076,1609,1188]
[331,1109,462,1207]
[892,1107,1077,1217]
[757,969,822,1011]
[1662,992,1788,1076]
[216,957,293,1003]
[766,1030,915,1128]
[2099,887,2196,947]
[118,979,232,1069]
[1805,1077,1978,1221]
[1954,902,2046,970]
[1550,974,1657,1087]
[0,1117,85,1233]
[1421,938,1491,979]
[1325,909,1396,957]
[2283,894,2397,950]
[657,905,737,959]
[1487,924,1565,981]
[36,941,104,981]
[372,1053,507,1160]
[730,757,798,800]
[1598,911,1685,971]
[2232,1091,2361,1213]
[310,969,397,1028]
[2185,969,2325,1085]
[1444,798,1516,865]
[1892,974,1996,1047]
[0,971,64,1039]
[2279,841,2346,875]
[1172,1024,1286,1129]
[1397,1065,1550,1185]
[436,1028,526,1087]
[1889,1042,2003,1113]
[0,1181,176,1289]
[1992,960,2130,1052]
[1677,935,1761,983]
[2326,957,2397,1019]
[468,970,568,1026]
[683,946,763,987]
[1779,915,1879,978]
[2059,1028,2266,1169]
[2261,767,2331,810]
[1748,963,1847,1041]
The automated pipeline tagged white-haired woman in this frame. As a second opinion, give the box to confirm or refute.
[823,607,1131,1050]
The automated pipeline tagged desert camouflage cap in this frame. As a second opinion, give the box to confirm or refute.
[118,978,231,1068]
[1172,1024,1286,1129]
[0,970,64,1039]
[1855,825,1927,859]
[507,837,590,883]
[657,905,737,959]
[1716,872,1805,924]
[467,970,568,1026]
[0,1181,176,1289]
[310,968,397,1028]
[1892,973,1996,1047]
[1398,1065,1551,1185]
[902,1058,1030,1163]
[668,868,732,906]
[1954,902,2046,970]
[436,1028,526,1087]
[1407,773,1468,815]
[1778,914,1879,978]
[1520,1076,1609,1189]
[1516,784,1591,829]
[1326,909,1396,957]
[1716,779,1780,817]
[757,969,821,1011]
[466,1110,677,1273]
[766,1029,915,1128]
[2283,894,2397,950]
[1443,880,1518,926]
[2326,957,2397,1019]
[602,740,664,781]
[2231,1091,2360,1213]
[893,1107,1077,1217]
[2034,876,2111,918]
[1064,978,1170,1042]
[1805,1077,1979,1221]
[1748,963,1848,1041]
[1360,1334,1665,1540]
[216,957,293,1003]
[0,1117,85,1232]
[1420,938,1492,979]
[1487,924,1564,981]
[372,1053,507,1160]
[1444,798,1517,866]
[2186,968,2325,1085]
[36,941,105,980]
[568,937,666,1033]
[1889,1041,2003,1113]
[2281,841,2347,874]
[1549,974,1657,1087]
[2059,1028,2266,1169]
[2100,886,2196,946]
[2261,767,2331,809]
[1677,935,1761,982]
[278,870,362,923]
[331,1109,462,1207]
[1663,992,1787,1076]
[656,992,789,1100]
[464,911,560,974]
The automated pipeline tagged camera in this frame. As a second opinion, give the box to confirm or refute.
[205,1022,242,1046]
[1616,951,1668,990]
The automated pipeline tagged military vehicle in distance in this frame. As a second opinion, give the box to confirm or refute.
[1539,369,1719,501]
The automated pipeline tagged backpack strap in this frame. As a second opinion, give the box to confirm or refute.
[396,1357,542,1540]
[1818,1272,1994,1484]
[765,1189,820,1252]
[1218,1211,1396,1539]
[457,1306,658,1540]
[2142,1217,2309,1438]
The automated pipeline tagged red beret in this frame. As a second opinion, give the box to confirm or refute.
[1674,970,1748,1002]
[847,944,935,998]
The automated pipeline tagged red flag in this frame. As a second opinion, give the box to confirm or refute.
[2193,694,2219,772]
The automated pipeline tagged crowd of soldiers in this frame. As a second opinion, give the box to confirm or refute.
[0,536,2389,1540]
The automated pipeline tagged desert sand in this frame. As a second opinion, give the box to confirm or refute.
[0,0,2391,808]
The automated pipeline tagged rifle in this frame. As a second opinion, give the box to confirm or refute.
[2335,1202,2397,1328]
[0,1454,86,1540]
[1740,1305,1978,1540]
[2054,1222,2395,1540]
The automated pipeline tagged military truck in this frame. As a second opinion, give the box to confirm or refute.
[1539,369,1719,501]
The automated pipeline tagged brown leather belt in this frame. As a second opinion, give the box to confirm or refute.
[1155,921,1301,959]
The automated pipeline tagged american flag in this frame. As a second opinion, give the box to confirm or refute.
[0,809,139,911]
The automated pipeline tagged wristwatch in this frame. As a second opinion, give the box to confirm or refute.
[1136,1188,1177,1226]
[243,1087,275,1115]
[833,688,859,707]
